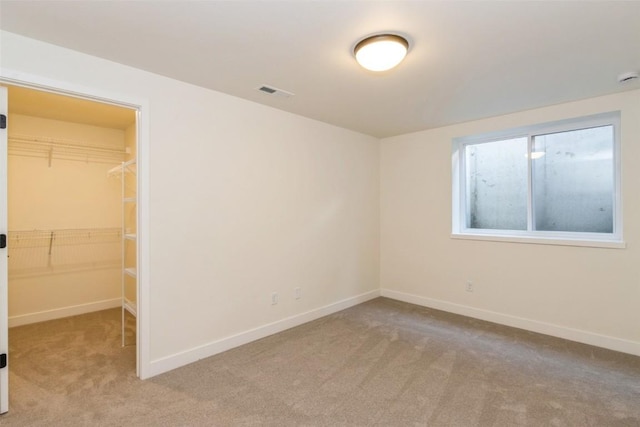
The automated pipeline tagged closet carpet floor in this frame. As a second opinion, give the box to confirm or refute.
[3,298,640,426]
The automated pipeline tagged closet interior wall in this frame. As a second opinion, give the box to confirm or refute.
[7,113,125,326]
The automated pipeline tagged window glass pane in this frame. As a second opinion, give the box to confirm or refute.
[465,137,528,230]
[532,126,614,233]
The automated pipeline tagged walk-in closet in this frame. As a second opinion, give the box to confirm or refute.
[5,85,137,349]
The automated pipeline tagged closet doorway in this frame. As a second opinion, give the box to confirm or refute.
[1,84,140,410]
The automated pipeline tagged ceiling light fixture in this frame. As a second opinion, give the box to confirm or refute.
[354,34,409,72]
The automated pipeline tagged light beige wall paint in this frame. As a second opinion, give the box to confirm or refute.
[1,32,380,361]
[149,81,380,356]
[7,114,123,317]
[381,90,640,346]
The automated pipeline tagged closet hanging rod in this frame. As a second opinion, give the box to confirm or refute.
[9,135,127,155]
[11,152,125,166]
[10,146,124,159]
[8,228,122,249]
[8,227,122,240]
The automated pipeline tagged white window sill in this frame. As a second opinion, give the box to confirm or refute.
[451,233,626,249]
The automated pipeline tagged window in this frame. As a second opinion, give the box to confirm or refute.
[452,112,622,248]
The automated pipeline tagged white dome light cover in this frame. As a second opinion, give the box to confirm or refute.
[354,34,409,72]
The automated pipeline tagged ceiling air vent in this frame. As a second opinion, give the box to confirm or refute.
[256,85,294,98]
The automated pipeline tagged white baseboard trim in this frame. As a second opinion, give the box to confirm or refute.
[148,289,381,378]
[9,298,122,328]
[381,289,640,357]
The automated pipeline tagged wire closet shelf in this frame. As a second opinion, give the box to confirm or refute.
[7,227,122,278]
[9,134,127,166]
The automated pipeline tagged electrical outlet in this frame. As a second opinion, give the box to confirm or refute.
[466,281,474,292]
[271,292,279,305]
[295,287,301,300]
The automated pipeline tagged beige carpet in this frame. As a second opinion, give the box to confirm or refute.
[2,298,639,426]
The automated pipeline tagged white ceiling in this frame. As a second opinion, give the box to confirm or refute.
[1,1,639,138]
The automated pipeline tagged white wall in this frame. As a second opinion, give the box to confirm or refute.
[8,114,124,230]
[1,31,380,375]
[381,90,640,354]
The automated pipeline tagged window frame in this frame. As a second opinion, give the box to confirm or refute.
[451,111,623,248]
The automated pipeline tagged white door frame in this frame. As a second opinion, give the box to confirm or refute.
[0,86,9,414]
[0,69,151,387]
